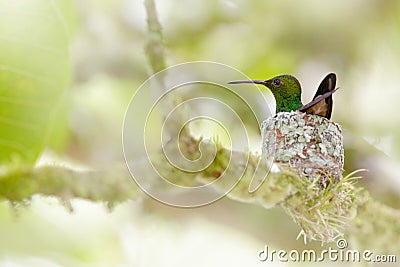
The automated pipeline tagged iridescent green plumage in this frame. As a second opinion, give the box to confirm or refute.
[262,74,303,112]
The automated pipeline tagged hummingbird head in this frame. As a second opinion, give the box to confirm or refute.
[228,74,301,95]
[228,74,303,113]
[263,74,302,96]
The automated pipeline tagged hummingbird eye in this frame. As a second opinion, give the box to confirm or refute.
[273,78,282,87]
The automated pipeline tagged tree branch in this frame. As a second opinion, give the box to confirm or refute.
[144,0,166,74]
[1,138,399,254]
[0,164,139,210]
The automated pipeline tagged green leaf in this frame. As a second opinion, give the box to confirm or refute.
[0,0,71,164]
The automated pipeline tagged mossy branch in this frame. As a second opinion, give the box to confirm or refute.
[144,0,187,137]
[1,137,399,254]
[144,0,166,74]
[0,164,139,210]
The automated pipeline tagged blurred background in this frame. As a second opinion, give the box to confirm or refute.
[1,0,400,266]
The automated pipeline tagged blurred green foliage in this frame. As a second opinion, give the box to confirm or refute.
[0,0,73,164]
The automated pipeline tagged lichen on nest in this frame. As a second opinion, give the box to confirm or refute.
[260,111,358,243]
[261,111,344,187]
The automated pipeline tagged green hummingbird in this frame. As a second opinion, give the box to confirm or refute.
[229,73,338,119]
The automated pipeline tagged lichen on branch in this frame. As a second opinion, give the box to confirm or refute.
[144,0,166,74]
[0,140,399,254]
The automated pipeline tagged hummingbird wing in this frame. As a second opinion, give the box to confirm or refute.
[298,73,337,119]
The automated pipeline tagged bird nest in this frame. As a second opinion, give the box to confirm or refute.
[261,111,344,187]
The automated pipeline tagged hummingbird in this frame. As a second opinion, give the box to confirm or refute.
[228,73,337,119]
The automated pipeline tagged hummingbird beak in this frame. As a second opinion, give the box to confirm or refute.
[228,80,266,85]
